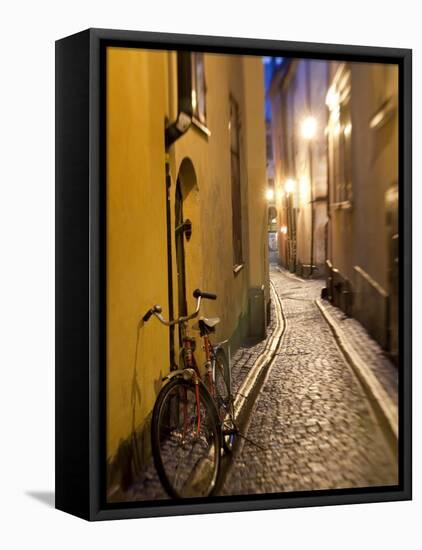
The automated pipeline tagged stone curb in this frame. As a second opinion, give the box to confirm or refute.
[233,279,286,428]
[315,298,398,445]
[216,279,287,492]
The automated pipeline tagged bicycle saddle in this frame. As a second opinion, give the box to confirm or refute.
[201,316,220,328]
[193,316,221,333]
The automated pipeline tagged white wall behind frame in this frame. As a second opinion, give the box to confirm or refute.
[0,0,419,548]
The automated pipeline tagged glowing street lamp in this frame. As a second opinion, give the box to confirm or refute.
[301,116,318,140]
[285,178,296,194]
[266,188,275,201]
[326,87,339,111]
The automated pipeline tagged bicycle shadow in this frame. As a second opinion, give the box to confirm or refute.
[130,321,144,464]
[113,320,164,493]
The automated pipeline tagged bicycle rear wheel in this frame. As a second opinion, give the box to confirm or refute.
[214,351,236,453]
[151,377,221,498]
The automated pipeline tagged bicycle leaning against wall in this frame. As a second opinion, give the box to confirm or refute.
[142,289,237,499]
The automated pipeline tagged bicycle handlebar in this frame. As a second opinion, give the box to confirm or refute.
[142,289,217,326]
[193,288,217,300]
[142,304,162,323]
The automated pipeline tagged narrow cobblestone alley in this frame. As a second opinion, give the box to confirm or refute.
[120,266,398,502]
[222,266,398,496]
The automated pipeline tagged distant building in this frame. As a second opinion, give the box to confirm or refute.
[265,118,278,262]
[268,59,329,277]
[267,58,398,359]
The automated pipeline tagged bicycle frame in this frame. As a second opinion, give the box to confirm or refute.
[143,290,230,437]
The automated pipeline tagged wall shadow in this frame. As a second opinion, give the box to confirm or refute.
[25,491,55,508]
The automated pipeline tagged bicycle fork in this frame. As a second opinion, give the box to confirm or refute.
[203,335,215,398]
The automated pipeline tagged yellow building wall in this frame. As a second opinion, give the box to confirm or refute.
[106,48,268,466]
[171,53,252,348]
[106,47,170,459]
[242,56,269,300]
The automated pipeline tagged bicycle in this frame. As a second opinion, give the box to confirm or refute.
[142,289,237,498]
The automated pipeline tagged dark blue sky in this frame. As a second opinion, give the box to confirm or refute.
[263,57,284,121]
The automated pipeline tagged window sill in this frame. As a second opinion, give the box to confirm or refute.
[191,117,211,138]
[233,263,244,275]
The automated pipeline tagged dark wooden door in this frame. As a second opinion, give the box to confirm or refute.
[175,180,188,326]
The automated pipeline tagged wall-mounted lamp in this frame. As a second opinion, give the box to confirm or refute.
[266,188,275,201]
[301,116,318,140]
[285,178,296,194]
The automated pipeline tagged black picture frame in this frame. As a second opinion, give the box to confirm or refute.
[55,28,412,521]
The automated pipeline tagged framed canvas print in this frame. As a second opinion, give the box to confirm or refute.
[55,28,412,520]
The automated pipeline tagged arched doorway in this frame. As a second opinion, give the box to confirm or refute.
[174,158,202,347]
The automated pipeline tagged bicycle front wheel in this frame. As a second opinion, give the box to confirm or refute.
[151,377,221,499]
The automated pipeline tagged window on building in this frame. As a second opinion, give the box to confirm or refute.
[327,64,352,205]
[177,52,208,130]
[230,96,243,269]
[191,52,206,125]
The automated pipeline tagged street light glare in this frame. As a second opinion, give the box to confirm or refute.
[266,188,275,201]
[285,178,296,194]
[301,116,318,140]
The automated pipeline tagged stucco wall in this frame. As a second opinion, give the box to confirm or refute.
[106,48,170,459]
[327,61,398,349]
[106,48,268,469]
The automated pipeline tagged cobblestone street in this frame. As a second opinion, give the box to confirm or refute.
[222,266,398,495]
[121,266,398,502]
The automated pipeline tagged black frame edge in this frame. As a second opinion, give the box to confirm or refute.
[89,27,411,60]
[55,29,92,520]
[400,48,412,501]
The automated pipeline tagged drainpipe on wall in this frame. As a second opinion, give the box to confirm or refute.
[164,118,191,370]
[164,156,176,369]
[164,51,195,366]
[165,111,192,149]
[164,112,192,369]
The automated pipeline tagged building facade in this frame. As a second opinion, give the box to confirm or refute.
[268,57,398,358]
[106,48,268,497]
[268,59,329,278]
[325,61,398,357]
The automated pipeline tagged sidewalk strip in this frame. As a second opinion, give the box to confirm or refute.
[233,280,286,422]
[315,298,398,443]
